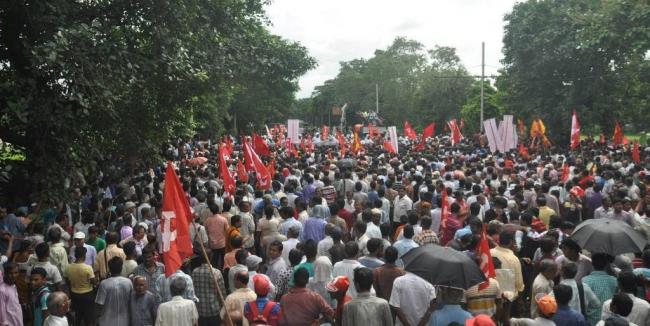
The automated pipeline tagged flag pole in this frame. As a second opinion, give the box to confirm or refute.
[191,222,234,326]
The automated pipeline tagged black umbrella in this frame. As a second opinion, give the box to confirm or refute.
[402,244,486,289]
[569,218,647,256]
[336,158,357,169]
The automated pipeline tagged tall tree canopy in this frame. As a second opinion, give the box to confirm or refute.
[305,37,473,129]
[499,0,650,142]
[0,0,315,200]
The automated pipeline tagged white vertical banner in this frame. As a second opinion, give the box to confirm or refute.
[483,119,501,153]
[388,126,399,154]
[502,115,516,152]
[287,119,300,144]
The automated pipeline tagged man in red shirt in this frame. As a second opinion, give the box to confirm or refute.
[279,267,334,325]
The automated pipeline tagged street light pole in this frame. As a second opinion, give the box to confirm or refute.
[376,83,379,114]
[479,42,485,132]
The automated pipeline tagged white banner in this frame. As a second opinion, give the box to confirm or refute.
[483,119,501,153]
[388,126,399,154]
[287,119,300,144]
[484,115,518,153]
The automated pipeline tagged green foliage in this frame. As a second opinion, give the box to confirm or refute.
[460,81,504,134]
[499,0,650,143]
[308,37,473,130]
[0,0,314,201]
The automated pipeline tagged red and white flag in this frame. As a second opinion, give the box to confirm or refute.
[245,142,272,190]
[237,160,248,183]
[383,140,397,154]
[478,227,496,290]
[448,120,463,145]
[242,137,255,172]
[219,144,236,195]
[161,162,193,276]
[570,110,580,150]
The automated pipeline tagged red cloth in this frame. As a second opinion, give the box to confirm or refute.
[570,110,580,150]
[253,133,271,156]
[245,142,271,190]
[478,228,496,290]
[161,162,193,276]
[279,288,334,325]
[219,144,236,195]
[404,121,417,140]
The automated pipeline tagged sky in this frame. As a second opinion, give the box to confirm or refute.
[264,0,520,98]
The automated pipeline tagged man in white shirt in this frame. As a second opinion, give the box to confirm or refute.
[390,273,436,326]
[155,277,199,326]
[333,242,365,298]
[601,271,650,326]
[392,187,413,228]
[43,291,70,326]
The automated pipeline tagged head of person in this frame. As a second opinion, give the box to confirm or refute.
[106,232,120,245]
[560,238,581,261]
[279,206,294,220]
[46,291,70,317]
[30,267,48,289]
[230,235,243,250]
[74,246,87,263]
[609,292,633,318]
[617,271,637,294]
[366,238,384,258]
[269,240,283,260]
[535,293,557,319]
[303,239,318,261]
[539,259,559,280]
[344,241,359,259]
[438,286,465,305]
[246,255,263,272]
[384,246,398,265]
[352,267,374,293]
[35,242,50,261]
[420,216,433,230]
[235,249,249,265]
[133,276,148,296]
[88,225,99,240]
[234,270,249,289]
[354,221,367,238]
[591,253,612,271]
[326,276,350,301]
[133,225,146,240]
[73,232,86,248]
[252,274,271,298]
[498,231,514,250]
[123,241,137,259]
[48,227,62,244]
[170,277,187,297]
[231,215,243,228]
[3,262,18,285]
[288,249,304,267]
[294,267,310,288]
[403,225,415,239]
[108,256,124,277]
[330,227,342,244]
[142,246,156,267]
[553,284,572,307]
[287,226,300,239]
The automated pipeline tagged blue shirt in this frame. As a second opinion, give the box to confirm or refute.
[244,297,281,320]
[254,199,280,215]
[428,304,471,326]
[279,218,302,237]
[300,217,326,242]
[393,239,419,259]
[553,306,587,326]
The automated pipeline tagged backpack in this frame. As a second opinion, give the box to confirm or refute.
[247,300,277,326]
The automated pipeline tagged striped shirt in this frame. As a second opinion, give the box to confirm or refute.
[464,278,502,316]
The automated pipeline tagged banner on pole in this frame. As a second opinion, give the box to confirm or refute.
[287,119,300,144]
[388,126,399,154]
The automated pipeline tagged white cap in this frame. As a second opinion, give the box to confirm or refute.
[73,232,85,240]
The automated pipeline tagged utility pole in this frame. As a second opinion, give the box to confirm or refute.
[375,83,379,113]
[479,42,485,132]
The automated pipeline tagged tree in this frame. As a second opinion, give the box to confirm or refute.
[499,0,650,143]
[460,81,504,134]
[0,0,314,201]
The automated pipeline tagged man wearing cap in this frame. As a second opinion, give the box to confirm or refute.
[510,293,557,325]
[244,274,281,326]
[69,231,97,266]
[326,276,352,326]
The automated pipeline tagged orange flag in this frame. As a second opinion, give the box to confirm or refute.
[633,141,640,164]
[613,121,624,145]
[404,121,417,140]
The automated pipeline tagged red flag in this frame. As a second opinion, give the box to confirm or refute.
[570,110,580,150]
[327,149,334,160]
[245,142,272,190]
[224,136,234,157]
[336,131,347,158]
[517,119,526,139]
[613,121,624,145]
[322,125,329,140]
[219,145,236,195]
[383,140,397,154]
[267,159,276,179]
[161,162,193,276]
[599,134,606,145]
[242,137,254,172]
[404,121,417,140]
[478,227,496,290]
[300,137,306,152]
[623,136,629,146]
[416,123,435,151]
[518,143,529,160]
[633,141,641,164]
[253,133,270,156]
[561,163,570,182]
[352,125,363,154]
[237,161,248,183]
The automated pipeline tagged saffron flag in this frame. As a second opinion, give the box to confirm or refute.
[219,145,236,195]
[161,162,193,276]
[253,133,270,157]
[416,123,435,150]
[440,188,450,241]
[613,121,624,145]
[570,110,580,150]
[478,227,496,290]
[517,118,526,139]
[633,141,641,164]
[245,142,271,190]
[352,124,363,154]
[404,121,417,140]
[237,161,248,183]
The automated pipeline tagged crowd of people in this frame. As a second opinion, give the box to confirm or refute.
[1,130,650,326]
